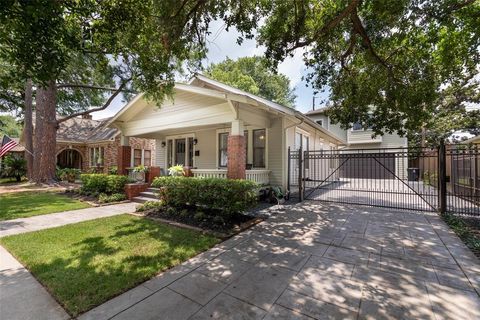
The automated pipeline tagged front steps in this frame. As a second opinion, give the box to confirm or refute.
[132,187,161,204]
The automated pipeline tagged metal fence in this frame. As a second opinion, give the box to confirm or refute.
[288,144,480,216]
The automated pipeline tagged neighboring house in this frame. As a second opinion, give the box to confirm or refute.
[305,107,408,179]
[464,135,480,145]
[21,115,156,174]
[107,74,345,189]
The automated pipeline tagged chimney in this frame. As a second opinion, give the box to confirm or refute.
[82,114,93,120]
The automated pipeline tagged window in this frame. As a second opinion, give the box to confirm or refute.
[219,132,229,167]
[188,137,194,167]
[316,119,323,127]
[253,129,266,168]
[89,147,104,166]
[133,149,142,166]
[144,150,151,166]
[352,121,363,131]
[167,140,173,167]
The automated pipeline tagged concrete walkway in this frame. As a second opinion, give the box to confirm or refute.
[0,245,69,320]
[0,202,137,238]
[78,202,480,320]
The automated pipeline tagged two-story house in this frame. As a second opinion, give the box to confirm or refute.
[305,107,408,180]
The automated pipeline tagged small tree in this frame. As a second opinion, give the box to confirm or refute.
[3,155,26,182]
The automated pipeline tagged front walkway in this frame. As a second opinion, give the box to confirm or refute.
[0,202,137,237]
[0,246,69,320]
[80,202,480,320]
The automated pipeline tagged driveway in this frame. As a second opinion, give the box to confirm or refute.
[80,202,480,320]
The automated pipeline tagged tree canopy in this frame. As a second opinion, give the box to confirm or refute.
[235,0,480,139]
[205,56,296,108]
[0,114,22,138]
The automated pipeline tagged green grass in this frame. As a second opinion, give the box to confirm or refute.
[0,192,90,221]
[0,177,27,184]
[0,214,219,316]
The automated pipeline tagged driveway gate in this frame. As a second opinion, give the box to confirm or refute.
[288,145,480,216]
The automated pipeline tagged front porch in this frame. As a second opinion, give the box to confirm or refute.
[191,169,271,185]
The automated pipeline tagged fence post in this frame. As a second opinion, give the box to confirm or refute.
[438,141,447,214]
[298,147,303,202]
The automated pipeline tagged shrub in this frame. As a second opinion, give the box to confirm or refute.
[136,200,165,212]
[151,177,258,216]
[2,155,26,182]
[98,193,126,204]
[108,166,118,175]
[168,164,184,176]
[80,174,128,195]
[57,168,81,182]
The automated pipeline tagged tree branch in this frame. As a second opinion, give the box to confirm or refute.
[286,0,360,54]
[56,78,132,124]
[56,83,136,93]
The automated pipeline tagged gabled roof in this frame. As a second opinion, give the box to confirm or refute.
[463,135,480,144]
[190,74,345,144]
[108,74,345,145]
[56,117,118,143]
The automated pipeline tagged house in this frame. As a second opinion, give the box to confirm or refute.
[107,74,345,189]
[305,107,408,179]
[21,115,156,174]
[464,135,480,145]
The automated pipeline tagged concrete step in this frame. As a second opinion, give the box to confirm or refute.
[132,196,160,204]
[139,191,158,199]
[147,187,160,193]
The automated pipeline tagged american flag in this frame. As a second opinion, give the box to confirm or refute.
[0,135,18,158]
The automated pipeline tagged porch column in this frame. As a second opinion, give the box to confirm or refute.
[227,120,246,180]
[117,135,131,175]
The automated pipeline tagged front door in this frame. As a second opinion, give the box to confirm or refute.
[167,136,195,168]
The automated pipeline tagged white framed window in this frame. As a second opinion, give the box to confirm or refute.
[253,129,266,168]
[89,147,104,166]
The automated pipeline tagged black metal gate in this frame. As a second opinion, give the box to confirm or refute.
[288,145,480,216]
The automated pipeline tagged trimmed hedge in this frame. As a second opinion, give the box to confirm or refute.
[151,177,258,216]
[80,174,128,195]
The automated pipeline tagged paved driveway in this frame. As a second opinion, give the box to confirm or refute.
[81,202,480,320]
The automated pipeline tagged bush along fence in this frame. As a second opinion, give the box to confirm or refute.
[151,177,259,217]
[79,174,128,203]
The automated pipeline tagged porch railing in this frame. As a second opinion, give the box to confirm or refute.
[191,169,270,185]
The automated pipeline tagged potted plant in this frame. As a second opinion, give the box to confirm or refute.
[133,165,148,182]
[168,164,185,177]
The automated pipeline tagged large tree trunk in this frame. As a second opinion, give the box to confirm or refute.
[23,79,34,180]
[33,81,57,184]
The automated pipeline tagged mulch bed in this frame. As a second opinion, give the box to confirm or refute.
[145,207,261,238]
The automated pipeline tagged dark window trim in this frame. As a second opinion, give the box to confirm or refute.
[253,129,266,168]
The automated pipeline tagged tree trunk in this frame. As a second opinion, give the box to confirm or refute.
[23,79,34,180]
[33,81,57,184]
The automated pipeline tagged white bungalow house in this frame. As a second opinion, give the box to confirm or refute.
[107,74,345,189]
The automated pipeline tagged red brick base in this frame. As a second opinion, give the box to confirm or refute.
[124,183,149,200]
[227,135,246,179]
[146,166,161,184]
[118,146,131,175]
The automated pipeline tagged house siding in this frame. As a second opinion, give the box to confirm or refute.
[195,129,218,169]
[267,117,283,186]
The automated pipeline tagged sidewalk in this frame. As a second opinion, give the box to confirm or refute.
[0,245,69,320]
[0,202,137,238]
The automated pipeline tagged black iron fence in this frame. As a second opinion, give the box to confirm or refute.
[288,144,480,216]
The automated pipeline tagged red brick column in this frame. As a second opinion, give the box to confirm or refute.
[227,135,246,179]
[124,183,149,200]
[146,166,161,184]
[117,146,131,175]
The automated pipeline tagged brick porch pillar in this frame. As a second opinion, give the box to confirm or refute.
[227,120,246,179]
[117,135,131,175]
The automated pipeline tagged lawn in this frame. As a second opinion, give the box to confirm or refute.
[0,191,90,221]
[0,214,219,316]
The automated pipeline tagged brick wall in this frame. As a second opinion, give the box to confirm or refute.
[124,183,149,200]
[227,135,246,179]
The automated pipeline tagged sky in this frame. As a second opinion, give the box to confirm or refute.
[91,20,328,119]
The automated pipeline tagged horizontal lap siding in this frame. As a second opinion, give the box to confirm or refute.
[268,118,283,186]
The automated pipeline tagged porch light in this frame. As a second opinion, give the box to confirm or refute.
[259,135,265,140]
[193,138,198,145]
[161,141,166,148]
